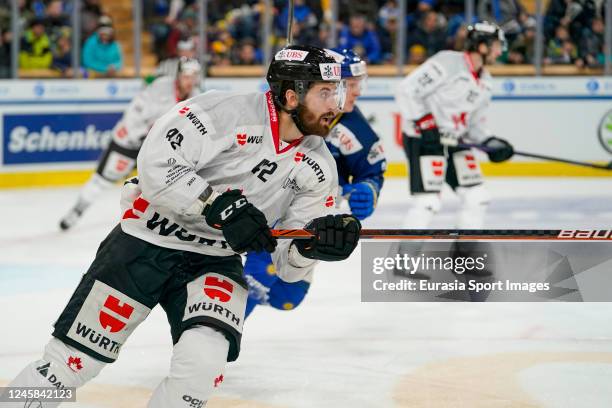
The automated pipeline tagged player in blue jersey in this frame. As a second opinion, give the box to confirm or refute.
[243,49,387,318]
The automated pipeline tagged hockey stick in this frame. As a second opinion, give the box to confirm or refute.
[286,0,295,45]
[458,143,612,170]
[272,228,612,240]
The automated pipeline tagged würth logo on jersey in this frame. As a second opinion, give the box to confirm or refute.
[67,356,83,372]
[432,160,444,176]
[178,106,190,115]
[236,134,263,146]
[122,197,150,220]
[325,195,334,207]
[295,152,326,183]
[465,154,477,170]
[99,295,134,333]
[204,276,234,303]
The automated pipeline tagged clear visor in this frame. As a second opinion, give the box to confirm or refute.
[308,79,347,112]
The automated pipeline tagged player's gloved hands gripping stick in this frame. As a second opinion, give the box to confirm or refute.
[293,214,361,261]
[415,113,440,146]
[415,113,457,147]
[342,182,378,220]
[205,189,277,253]
[482,136,514,163]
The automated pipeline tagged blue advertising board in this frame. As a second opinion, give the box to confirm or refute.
[3,112,121,165]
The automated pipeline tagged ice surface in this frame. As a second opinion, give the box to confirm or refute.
[1,178,612,407]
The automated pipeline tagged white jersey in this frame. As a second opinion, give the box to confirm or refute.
[396,50,493,143]
[112,76,199,150]
[120,90,339,282]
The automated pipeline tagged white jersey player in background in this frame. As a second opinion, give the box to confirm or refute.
[5,45,361,408]
[59,57,202,230]
[396,21,515,230]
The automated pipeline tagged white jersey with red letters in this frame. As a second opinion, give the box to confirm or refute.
[120,90,339,282]
[396,50,493,143]
[112,76,200,150]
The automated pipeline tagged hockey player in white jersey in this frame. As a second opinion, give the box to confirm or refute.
[396,21,515,230]
[58,57,202,230]
[6,45,361,407]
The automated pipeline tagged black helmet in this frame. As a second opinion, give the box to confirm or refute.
[465,21,507,52]
[267,45,342,108]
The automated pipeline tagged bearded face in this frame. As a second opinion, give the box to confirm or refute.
[295,103,336,137]
[295,82,344,136]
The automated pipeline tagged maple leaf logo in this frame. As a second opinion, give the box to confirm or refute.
[67,356,83,372]
[214,374,224,387]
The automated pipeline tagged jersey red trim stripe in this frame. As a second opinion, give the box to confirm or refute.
[265,91,303,154]
[463,52,480,84]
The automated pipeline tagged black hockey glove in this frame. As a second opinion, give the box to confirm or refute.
[204,190,277,253]
[293,214,361,262]
[415,113,441,146]
[482,136,514,163]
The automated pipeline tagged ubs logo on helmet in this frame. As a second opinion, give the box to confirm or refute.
[319,63,341,81]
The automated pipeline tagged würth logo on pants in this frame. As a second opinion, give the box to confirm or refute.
[99,295,135,333]
[184,273,247,333]
[178,106,190,115]
[204,276,233,303]
[66,280,151,361]
[465,154,477,170]
[432,160,444,176]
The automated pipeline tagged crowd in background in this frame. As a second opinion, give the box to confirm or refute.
[0,0,608,77]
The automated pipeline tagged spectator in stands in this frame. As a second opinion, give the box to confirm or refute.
[408,10,446,59]
[82,0,104,39]
[277,0,317,34]
[477,0,532,41]
[209,21,234,66]
[52,27,73,76]
[579,16,605,67]
[82,16,122,76]
[505,19,536,64]
[408,43,427,64]
[156,37,196,77]
[378,14,397,63]
[338,13,382,64]
[0,27,10,78]
[166,7,197,58]
[378,0,399,26]
[545,25,579,65]
[231,38,261,65]
[545,0,597,43]
[309,22,330,49]
[19,18,52,69]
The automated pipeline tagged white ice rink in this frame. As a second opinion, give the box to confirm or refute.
[1,177,612,407]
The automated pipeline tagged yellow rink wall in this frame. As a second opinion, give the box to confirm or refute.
[2,161,611,189]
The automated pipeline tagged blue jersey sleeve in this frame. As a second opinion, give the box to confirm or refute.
[325,106,386,193]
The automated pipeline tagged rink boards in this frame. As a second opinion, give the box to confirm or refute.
[0,76,611,188]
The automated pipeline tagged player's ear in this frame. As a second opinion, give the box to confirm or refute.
[478,42,488,55]
[284,89,299,110]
